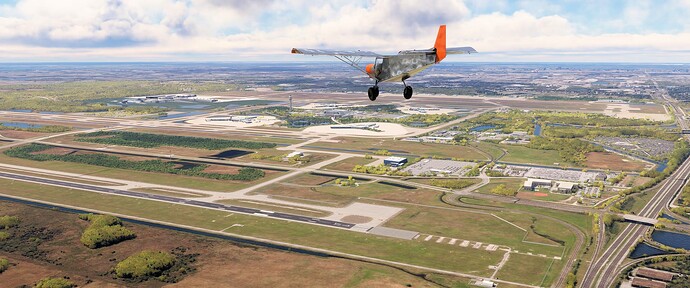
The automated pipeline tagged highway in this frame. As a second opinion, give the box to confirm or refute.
[581,75,690,287]
[0,171,356,230]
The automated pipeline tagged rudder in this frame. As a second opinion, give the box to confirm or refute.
[434,25,446,63]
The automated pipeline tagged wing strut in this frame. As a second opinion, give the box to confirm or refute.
[333,55,369,74]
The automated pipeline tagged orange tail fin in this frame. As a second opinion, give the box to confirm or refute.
[434,25,446,63]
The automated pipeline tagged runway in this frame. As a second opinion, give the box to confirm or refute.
[0,171,356,229]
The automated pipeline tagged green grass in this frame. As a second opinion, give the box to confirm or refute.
[519,191,573,202]
[473,142,506,160]
[214,199,330,218]
[499,144,565,166]
[310,137,489,161]
[624,187,660,214]
[476,178,526,195]
[321,157,377,171]
[0,179,504,276]
[496,253,555,286]
[384,206,568,257]
[0,153,283,192]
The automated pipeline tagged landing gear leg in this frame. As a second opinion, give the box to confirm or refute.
[368,81,379,101]
[402,78,413,100]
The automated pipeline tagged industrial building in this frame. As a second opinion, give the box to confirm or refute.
[523,178,553,191]
[554,181,578,193]
[384,157,408,167]
[403,159,475,176]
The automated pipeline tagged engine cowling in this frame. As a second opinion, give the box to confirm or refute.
[365,63,375,75]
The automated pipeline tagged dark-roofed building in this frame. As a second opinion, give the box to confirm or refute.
[635,268,676,282]
[631,277,667,288]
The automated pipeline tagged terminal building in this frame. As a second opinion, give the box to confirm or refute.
[384,157,408,167]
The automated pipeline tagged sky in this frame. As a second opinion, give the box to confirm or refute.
[1,0,690,62]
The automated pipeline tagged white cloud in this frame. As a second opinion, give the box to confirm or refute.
[0,0,689,62]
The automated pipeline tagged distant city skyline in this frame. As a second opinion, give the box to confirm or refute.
[1,0,690,62]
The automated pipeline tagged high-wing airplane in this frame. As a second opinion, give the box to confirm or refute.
[291,25,476,101]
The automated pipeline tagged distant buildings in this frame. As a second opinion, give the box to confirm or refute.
[122,94,220,103]
[523,178,553,191]
[523,178,579,193]
[403,159,476,176]
[384,157,408,167]
[331,123,379,130]
[475,130,532,144]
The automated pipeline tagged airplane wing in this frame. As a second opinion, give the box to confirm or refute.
[446,47,477,54]
[291,48,384,57]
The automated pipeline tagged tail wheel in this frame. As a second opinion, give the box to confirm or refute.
[403,86,413,99]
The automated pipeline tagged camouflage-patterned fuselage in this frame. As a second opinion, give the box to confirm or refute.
[371,52,437,83]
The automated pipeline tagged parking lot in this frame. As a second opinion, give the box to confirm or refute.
[403,159,476,176]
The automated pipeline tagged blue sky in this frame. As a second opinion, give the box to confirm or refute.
[0,0,689,62]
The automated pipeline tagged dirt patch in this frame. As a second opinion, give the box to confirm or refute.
[585,152,646,171]
[516,192,547,198]
[0,130,45,139]
[341,215,373,224]
[202,165,241,174]
[0,200,437,287]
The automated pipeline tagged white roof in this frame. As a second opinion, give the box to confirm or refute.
[557,182,577,189]
[385,156,407,162]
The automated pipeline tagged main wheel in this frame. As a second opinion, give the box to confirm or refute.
[403,86,413,99]
[368,86,378,101]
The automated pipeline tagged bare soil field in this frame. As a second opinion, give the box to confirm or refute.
[584,152,647,171]
[0,129,45,139]
[0,201,443,288]
[202,165,241,174]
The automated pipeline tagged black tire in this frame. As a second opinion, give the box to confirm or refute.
[368,87,377,101]
[403,86,413,99]
[373,86,379,97]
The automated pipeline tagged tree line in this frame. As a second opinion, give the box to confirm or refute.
[527,137,604,165]
[5,144,266,181]
[76,131,276,150]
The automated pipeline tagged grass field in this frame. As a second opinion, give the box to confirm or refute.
[496,253,554,286]
[384,206,568,257]
[473,142,506,161]
[255,180,440,207]
[321,157,377,172]
[516,191,572,202]
[129,188,209,198]
[310,137,489,161]
[476,178,526,195]
[0,167,125,187]
[0,179,505,277]
[0,153,284,192]
[498,144,565,166]
[214,199,331,218]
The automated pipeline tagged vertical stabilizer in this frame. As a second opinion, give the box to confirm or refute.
[434,25,446,63]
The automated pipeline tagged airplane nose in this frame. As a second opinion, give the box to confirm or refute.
[365,63,375,75]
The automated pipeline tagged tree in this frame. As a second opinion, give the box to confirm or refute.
[115,250,176,279]
[491,184,516,196]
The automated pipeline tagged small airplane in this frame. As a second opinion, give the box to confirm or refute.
[291,25,477,101]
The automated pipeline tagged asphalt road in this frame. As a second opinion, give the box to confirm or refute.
[0,171,356,229]
[581,146,690,287]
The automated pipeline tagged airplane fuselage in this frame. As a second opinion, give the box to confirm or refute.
[370,52,437,83]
